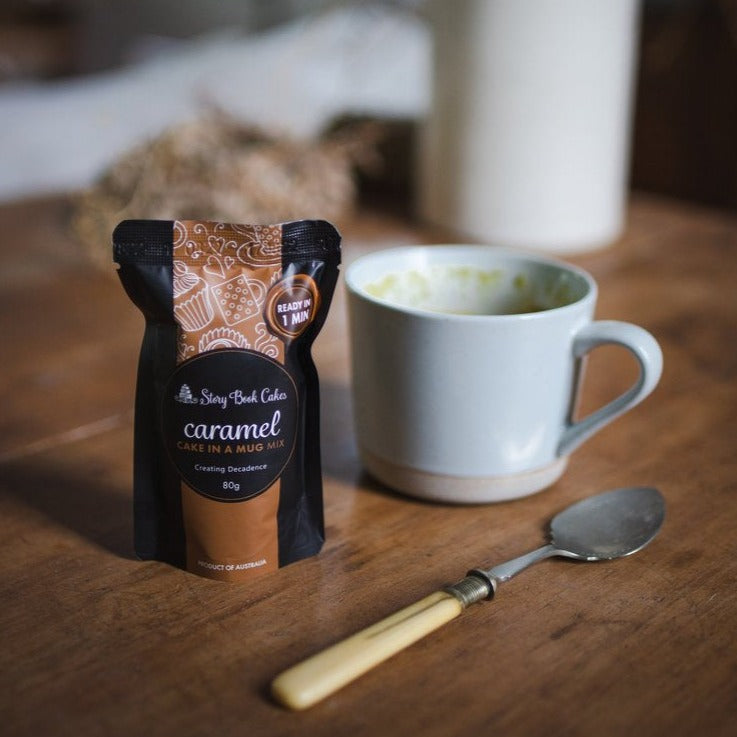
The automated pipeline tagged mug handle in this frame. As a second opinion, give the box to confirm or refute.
[558,320,663,457]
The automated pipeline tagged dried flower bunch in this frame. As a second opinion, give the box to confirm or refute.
[74,112,383,271]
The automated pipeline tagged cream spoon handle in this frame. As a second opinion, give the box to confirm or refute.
[271,590,465,710]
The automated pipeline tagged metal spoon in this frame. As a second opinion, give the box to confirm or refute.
[470,485,665,589]
[272,486,665,710]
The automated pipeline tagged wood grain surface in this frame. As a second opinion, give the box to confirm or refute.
[1,195,736,737]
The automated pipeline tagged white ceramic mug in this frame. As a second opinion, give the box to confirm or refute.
[345,246,662,503]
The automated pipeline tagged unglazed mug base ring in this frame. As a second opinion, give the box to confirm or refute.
[360,448,569,504]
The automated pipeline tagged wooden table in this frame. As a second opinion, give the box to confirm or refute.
[2,194,736,737]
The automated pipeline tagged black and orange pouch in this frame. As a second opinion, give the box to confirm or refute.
[113,219,341,582]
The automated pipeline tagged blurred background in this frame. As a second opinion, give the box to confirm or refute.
[0,0,735,228]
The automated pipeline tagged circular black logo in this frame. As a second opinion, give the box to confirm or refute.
[161,349,298,501]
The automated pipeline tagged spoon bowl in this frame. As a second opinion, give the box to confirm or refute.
[480,486,666,584]
[551,486,665,560]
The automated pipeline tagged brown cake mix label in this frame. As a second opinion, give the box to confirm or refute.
[113,218,341,582]
[163,350,298,502]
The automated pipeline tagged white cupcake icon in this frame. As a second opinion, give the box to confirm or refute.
[173,261,214,332]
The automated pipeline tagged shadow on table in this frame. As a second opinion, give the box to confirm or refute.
[0,459,134,559]
[318,378,363,485]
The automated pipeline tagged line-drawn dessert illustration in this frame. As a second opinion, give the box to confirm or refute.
[198,326,251,352]
[255,321,280,359]
[172,261,214,331]
[212,274,267,326]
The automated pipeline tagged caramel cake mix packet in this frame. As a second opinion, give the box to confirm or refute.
[113,219,341,582]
